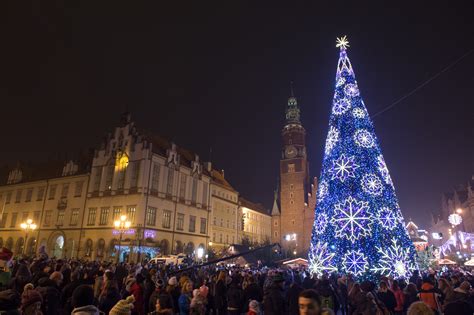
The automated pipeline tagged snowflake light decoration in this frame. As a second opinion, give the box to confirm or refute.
[313,212,329,235]
[330,196,373,243]
[377,155,394,187]
[344,83,359,97]
[371,239,415,278]
[342,250,368,276]
[361,173,383,196]
[332,98,351,115]
[352,108,366,119]
[377,206,401,230]
[329,154,360,183]
[336,77,346,87]
[309,241,338,277]
[354,129,376,148]
[324,126,339,155]
[318,180,329,202]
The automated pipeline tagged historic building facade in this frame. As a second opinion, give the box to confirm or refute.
[0,113,268,261]
[240,198,271,245]
[272,94,317,256]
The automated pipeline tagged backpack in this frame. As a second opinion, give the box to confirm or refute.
[320,295,334,310]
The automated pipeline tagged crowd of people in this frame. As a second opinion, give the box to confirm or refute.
[1,249,474,315]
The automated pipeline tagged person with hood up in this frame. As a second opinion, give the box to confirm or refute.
[21,283,43,315]
[109,295,135,315]
[0,289,22,315]
[166,276,180,315]
[263,274,286,315]
[9,263,31,294]
[71,285,100,315]
[417,278,441,314]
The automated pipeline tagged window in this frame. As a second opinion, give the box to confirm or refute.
[126,206,136,223]
[166,168,174,195]
[202,182,208,206]
[176,213,184,230]
[146,207,157,226]
[151,163,161,191]
[49,185,57,200]
[37,187,45,201]
[0,213,8,228]
[290,192,293,198]
[191,178,198,203]
[93,167,102,192]
[5,191,11,204]
[290,184,294,190]
[213,217,216,225]
[130,162,140,188]
[105,164,114,190]
[292,219,295,225]
[87,208,97,225]
[25,188,33,202]
[213,233,216,241]
[179,174,187,199]
[219,234,222,243]
[274,221,278,226]
[61,183,69,198]
[226,235,228,244]
[99,208,110,225]
[74,181,84,197]
[162,210,171,228]
[288,163,295,173]
[22,212,28,222]
[44,211,52,226]
[70,209,79,226]
[15,190,22,203]
[226,220,229,228]
[117,158,127,190]
[274,231,278,237]
[189,215,196,232]
[10,213,18,227]
[113,207,121,222]
[220,218,223,227]
[57,210,65,226]
[200,218,206,234]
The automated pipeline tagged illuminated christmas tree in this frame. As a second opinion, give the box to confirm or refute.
[309,36,417,280]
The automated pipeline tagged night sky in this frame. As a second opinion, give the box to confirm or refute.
[1,2,473,227]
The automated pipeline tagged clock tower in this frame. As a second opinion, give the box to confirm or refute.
[274,90,317,256]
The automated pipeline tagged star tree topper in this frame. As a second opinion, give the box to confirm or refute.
[336,36,350,50]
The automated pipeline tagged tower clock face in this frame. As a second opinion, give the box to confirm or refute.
[285,146,297,158]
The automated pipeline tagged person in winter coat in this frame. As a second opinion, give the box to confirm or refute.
[166,276,181,315]
[36,272,62,315]
[129,273,145,315]
[190,289,206,315]
[21,283,43,315]
[109,295,135,315]
[60,270,82,313]
[418,278,441,314]
[178,280,194,315]
[403,283,419,311]
[314,279,338,314]
[8,263,31,294]
[99,280,122,315]
[437,278,454,309]
[443,300,473,315]
[150,294,174,315]
[226,277,243,315]
[243,276,263,303]
[263,274,286,315]
[71,285,100,315]
[0,289,22,315]
[286,281,303,315]
[406,301,434,315]
[376,281,396,313]
[149,279,175,314]
[213,272,227,315]
[391,280,405,315]
[143,273,156,315]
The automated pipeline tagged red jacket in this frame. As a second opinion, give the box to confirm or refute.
[130,282,145,315]
[392,288,405,311]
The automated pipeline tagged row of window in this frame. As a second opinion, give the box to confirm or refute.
[87,206,136,226]
[244,223,266,235]
[212,189,237,202]
[0,208,80,228]
[92,160,140,192]
[212,232,235,244]
[0,181,84,205]
[212,217,236,229]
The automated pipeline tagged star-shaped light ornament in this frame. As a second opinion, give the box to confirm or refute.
[336,36,350,50]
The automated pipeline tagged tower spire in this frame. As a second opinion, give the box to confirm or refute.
[290,81,295,97]
[285,82,301,125]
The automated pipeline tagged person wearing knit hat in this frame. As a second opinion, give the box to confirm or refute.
[71,285,100,315]
[109,295,135,315]
[21,283,43,315]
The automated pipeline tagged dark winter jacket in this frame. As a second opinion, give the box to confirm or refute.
[149,288,174,314]
[98,286,121,315]
[377,289,396,312]
[226,283,243,312]
[36,277,61,315]
[286,283,303,315]
[263,283,286,315]
[213,280,227,309]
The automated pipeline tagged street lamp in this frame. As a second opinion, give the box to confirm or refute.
[20,219,37,255]
[114,215,131,263]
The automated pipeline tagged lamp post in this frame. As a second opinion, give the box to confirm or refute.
[114,215,131,263]
[20,219,37,255]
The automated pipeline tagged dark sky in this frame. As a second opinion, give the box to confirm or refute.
[1,2,473,227]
